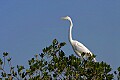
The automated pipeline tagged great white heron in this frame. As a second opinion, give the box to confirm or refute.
[62,16,96,62]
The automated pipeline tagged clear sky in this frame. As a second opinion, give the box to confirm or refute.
[0,1,120,71]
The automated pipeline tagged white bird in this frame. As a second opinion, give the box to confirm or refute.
[62,16,96,62]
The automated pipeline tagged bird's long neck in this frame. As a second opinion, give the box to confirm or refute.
[69,19,73,44]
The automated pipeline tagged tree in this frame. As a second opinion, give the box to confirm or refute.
[0,39,119,80]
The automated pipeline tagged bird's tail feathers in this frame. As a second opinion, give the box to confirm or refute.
[93,58,97,62]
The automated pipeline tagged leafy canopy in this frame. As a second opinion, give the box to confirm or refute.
[0,39,120,80]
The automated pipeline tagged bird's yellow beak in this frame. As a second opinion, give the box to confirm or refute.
[61,17,66,20]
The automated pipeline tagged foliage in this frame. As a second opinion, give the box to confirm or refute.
[0,39,119,80]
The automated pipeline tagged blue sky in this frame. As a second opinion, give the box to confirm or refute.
[0,1,120,71]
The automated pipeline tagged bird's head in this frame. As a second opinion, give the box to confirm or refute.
[61,16,71,21]
[61,16,73,26]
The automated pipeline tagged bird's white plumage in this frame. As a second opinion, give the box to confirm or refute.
[72,40,92,55]
[62,16,96,62]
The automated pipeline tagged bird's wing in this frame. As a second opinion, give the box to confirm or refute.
[73,40,93,56]
[72,40,96,62]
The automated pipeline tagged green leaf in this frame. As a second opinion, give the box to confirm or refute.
[5,78,9,80]
[17,65,25,73]
[12,71,17,77]
[3,52,8,57]
[0,58,3,65]
[53,39,58,45]
[26,69,31,73]
[7,57,11,62]
[59,42,66,47]
[81,52,85,57]
[59,50,65,57]
[22,72,25,78]
[44,61,47,65]
[118,67,120,72]
[40,53,44,58]
[43,72,48,76]
[43,48,46,53]
[7,74,11,77]
[1,72,6,77]
[53,73,57,78]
